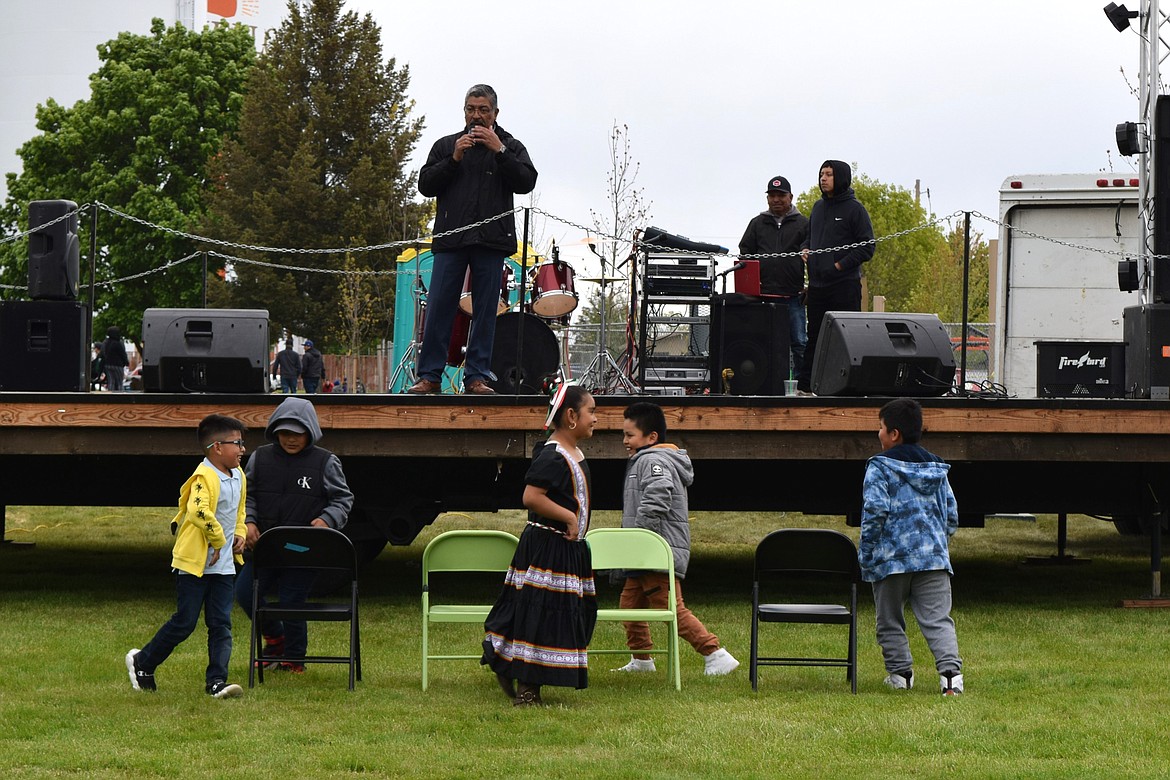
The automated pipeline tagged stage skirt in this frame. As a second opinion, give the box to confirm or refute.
[482,523,598,689]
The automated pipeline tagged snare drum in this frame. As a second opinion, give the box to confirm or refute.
[530,260,578,318]
[458,265,514,317]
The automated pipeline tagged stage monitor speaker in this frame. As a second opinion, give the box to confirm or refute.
[0,300,88,391]
[27,199,81,301]
[142,308,270,393]
[810,312,955,397]
[709,298,790,395]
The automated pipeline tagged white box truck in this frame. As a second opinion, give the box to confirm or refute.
[994,174,1141,397]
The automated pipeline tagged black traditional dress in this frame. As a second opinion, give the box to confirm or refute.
[481,441,597,688]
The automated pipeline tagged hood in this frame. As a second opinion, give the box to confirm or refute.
[264,396,323,446]
[820,159,853,199]
[632,443,694,487]
[867,453,950,497]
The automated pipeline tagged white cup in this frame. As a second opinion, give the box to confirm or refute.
[784,379,797,396]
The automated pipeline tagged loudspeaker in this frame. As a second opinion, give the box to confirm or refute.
[0,300,88,391]
[142,308,270,393]
[27,199,81,301]
[1124,303,1170,399]
[811,312,955,397]
[709,298,790,395]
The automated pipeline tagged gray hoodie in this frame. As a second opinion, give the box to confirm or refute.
[621,444,695,578]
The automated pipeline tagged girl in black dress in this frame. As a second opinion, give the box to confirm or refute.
[482,384,598,705]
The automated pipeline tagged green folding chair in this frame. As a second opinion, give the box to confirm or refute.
[586,527,681,690]
[421,529,519,691]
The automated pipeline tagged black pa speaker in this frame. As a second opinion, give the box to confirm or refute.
[709,298,790,395]
[142,308,270,393]
[811,312,955,396]
[1124,303,1170,399]
[0,300,88,391]
[27,199,81,301]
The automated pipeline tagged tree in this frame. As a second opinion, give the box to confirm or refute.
[0,19,256,345]
[796,168,950,313]
[202,0,428,351]
[906,224,991,323]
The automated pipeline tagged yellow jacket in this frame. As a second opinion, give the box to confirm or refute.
[170,461,247,576]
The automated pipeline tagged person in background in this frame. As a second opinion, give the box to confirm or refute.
[103,326,129,392]
[91,342,105,391]
[273,341,301,394]
[301,340,324,394]
[738,175,810,378]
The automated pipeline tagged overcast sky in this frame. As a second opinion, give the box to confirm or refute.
[349,0,1139,263]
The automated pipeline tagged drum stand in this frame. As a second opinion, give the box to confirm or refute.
[390,250,427,392]
[579,245,638,395]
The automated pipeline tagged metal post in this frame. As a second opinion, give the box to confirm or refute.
[202,252,208,308]
[1151,511,1163,598]
[514,208,530,394]
[88,205,98,352]
[960,211,971,392]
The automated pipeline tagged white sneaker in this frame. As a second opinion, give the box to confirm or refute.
[795,389,817,397]
[884,670,914,689]
[940,671,964,695]
[703,648,740,676]
[613,657,656,673]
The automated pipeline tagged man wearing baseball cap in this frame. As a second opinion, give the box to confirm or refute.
[301,339,324,394]
[738,175,810,381]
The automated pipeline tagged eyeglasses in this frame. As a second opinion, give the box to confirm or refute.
[206,439,245,449]
[463,105,495,116]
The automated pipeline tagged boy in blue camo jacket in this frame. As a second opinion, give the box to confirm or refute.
[861,398,964,695]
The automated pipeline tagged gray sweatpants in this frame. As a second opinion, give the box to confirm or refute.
[871,569,962,675]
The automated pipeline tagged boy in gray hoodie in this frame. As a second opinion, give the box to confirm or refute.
[614,402,739,676]
[234,396,354,672]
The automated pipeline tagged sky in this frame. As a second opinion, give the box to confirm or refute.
[0,1,1143,273]
[343,0,1139,268]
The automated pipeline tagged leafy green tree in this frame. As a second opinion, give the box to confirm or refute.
[906,224,991,322]
[796,168,949,313]
[0,19,256,344]
[202,0,428,351]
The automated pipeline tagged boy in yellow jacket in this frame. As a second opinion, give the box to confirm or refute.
[126,414,248,698]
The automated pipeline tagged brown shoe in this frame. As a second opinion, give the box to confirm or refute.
[513,682,542,707]
[464,379,496,395]
[407,378,440,394]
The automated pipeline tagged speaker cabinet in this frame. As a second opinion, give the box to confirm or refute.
[1124,303,1170,399]
[0,300,88,390]
[27,199,80,301]
[142,308,270,393]
[709,298,790,395]
[811,312,955,397]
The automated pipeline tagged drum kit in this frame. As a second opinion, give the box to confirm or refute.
[393,246,582,394]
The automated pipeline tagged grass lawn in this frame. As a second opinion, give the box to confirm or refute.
[1,506,1168,779]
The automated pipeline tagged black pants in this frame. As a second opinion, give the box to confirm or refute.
[798,280,861,392]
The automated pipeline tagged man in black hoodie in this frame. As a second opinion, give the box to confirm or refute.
[798,160,875,394]
[408,84,538,396]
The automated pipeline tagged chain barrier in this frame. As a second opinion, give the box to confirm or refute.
[2,203,1167,289]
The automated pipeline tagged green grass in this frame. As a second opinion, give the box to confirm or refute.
[2,507,1169,778]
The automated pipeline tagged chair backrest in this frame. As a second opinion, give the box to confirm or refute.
[422,530,519,585]
[754,529,860,582]
[253,526,356,576]
[586,527,674,576]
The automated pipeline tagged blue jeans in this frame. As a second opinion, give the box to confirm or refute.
[280,377,298,393]
[303,378,320,394]
[416,247,505,386]
[235,558,315,659]
[771,296,807,379]
[138,572,235,686]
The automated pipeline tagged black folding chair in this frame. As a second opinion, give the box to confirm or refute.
[750,528,861,693]
[248,526,361,690]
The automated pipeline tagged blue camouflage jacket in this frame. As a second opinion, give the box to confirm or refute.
[859,443,958,583]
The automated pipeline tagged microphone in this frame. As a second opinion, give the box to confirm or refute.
[717,262,747,280]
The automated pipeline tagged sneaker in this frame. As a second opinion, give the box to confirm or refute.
[207,680,243,699]
[613,657,657,673]
[125,649,156,692]
[941,671,964,696]
[795,389,818,397]
[703,648,740,676]
[254,635,285,669]
[273,662,306,674]
[884,670,914,690]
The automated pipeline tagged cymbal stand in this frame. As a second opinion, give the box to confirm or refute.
[390,247,427,392]
[579,241,638,394]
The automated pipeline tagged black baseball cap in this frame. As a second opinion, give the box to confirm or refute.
[766,175,791,194]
